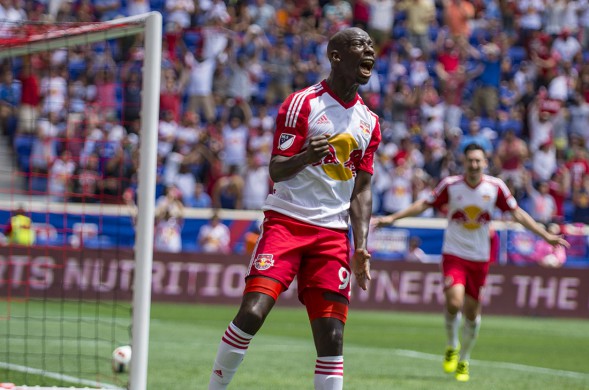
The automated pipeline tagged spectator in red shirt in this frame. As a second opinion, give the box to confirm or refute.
[435,36,461,76]
[17,55,41,135]
[94,67,118,115]
[352,0,370,30]
[494,128,528,190]
[529,32,558,88]
[160,68,187,123]
[565,143,589,189]
[548,167,571,223]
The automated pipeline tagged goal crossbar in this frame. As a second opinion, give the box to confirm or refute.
[0,13,155,59]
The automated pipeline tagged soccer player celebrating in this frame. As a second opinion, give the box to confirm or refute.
[208,27,381,390]
[373,143,569,382]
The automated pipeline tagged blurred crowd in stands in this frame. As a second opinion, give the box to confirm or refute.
[3,0,589,229]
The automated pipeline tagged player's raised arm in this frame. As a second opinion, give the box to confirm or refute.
[372,198,431,228]
[510,206,570,248]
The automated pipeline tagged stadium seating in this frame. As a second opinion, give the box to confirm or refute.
[14,134,35,173]
[508,46,527,65]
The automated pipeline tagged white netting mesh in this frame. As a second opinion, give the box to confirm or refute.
[0,13,160,390]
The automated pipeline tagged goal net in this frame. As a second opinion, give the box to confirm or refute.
[0,12,161,390]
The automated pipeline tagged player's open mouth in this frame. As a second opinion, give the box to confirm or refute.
[359,59,374,77]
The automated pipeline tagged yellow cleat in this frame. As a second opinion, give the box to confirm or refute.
[443,346,460,373]
[455,361,470,382]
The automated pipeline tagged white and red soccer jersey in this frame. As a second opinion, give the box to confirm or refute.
[427,174,518,262]
[154,218,183,253]
[263,80,382,230]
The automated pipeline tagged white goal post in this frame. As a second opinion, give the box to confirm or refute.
[0,12,161,390]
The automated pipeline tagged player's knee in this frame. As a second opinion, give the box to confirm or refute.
[444,281,465,311]
[233,302,270,335]
[240,302,268,324]
[446,296,463,312]
[324,324,344,346]
[234,280,281,334]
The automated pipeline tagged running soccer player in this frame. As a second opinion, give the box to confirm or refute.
[208,27,381,390]
[373,143,569,382]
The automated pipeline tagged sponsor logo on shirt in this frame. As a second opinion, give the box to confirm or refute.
[254,254,274,270]
[315,114,334,133]
[311,133,361,181]
[359,120,371,138]
[450,205,491,230]
[278,133,295,150]
[317,114,331,125]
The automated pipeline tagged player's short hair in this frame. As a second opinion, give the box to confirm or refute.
[463,143,485,156]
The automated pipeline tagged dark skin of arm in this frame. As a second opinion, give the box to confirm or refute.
[349,170,373,289]
[269,134,331,182]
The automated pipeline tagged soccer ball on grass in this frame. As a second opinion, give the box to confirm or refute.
[112,345,132,373]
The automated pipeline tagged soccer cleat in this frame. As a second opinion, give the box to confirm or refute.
[455,361,470,382]
[443,346,460,373]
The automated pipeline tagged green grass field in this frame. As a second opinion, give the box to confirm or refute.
[1,302,589,389]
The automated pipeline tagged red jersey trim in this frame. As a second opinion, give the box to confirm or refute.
[320,80,361,109]
[285,84,324,128]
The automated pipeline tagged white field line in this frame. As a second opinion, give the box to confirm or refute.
[0,361,125,390]
[249,340,589,381]
[385,348,589,380]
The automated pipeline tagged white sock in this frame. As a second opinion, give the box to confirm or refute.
[460,316,481,362]
[208,322,253,390]
[314,356,344,390]
[445,310,462,349]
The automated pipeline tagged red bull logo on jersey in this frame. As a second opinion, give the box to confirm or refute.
[278,133,295,151]
[450,205,491,230]
[359,120,370,138]
[311,133,361,181]
[254,254,274,271]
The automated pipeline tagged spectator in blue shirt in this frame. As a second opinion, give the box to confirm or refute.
[471,43,502,120]
[459,118,494,157]
[0,68,21,140]
[93,0,123,21]
[185,182,212,208]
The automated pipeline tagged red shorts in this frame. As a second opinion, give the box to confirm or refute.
[441,254,490,301]
[246,211,352,303]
